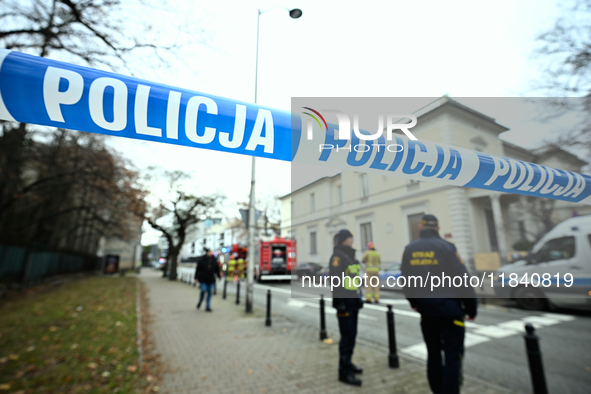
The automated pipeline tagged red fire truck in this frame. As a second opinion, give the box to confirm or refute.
[255,237,297,282]
[225,237,297,282]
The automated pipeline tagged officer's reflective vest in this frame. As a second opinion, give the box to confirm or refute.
[363,250,381,272]
[344,263,361,291]
[237,258,245,269]
[227,259,236,271]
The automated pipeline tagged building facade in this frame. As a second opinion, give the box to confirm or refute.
[180,213,282,261]
[180,218,235,260]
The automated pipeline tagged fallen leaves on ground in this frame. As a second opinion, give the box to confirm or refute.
[0,276,145,393]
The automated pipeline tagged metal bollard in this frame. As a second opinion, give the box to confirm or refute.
[319,294,328,340]
[387,305,400,368]
[236,280,240,305]
[265,290,272,327]
[223,279,227,299]
[523,324,548,394]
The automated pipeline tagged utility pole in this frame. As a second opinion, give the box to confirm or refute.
[245,6,302,314]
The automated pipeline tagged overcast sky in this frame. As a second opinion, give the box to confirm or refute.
[107,0,567,245]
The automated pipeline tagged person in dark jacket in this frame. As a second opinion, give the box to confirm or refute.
[194,248,221,312]
[401,214,477,394]
[329,229,364,386]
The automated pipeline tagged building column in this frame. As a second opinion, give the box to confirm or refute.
[490,194,508,264]
[446,188,474,272]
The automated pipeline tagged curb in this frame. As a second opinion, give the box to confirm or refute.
[135,278,143,370]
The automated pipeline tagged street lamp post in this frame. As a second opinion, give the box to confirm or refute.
[246,7,302,314]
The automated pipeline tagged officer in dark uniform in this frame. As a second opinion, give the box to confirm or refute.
[329,229,364,386]
[401,214,477,394]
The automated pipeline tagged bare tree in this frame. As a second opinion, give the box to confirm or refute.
[510,196,557,247]
[0,129,145,252]
[0,0,206,246]
[535,0,591,96]
[0,0,193,71]
[534,0,591,151]
[257,193,282,237]
[144,171,220,280]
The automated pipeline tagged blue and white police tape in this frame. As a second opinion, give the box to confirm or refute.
[1,49,591,205]
[0,49,294,161]
[295,127,591,204]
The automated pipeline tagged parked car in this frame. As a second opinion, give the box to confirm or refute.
[378,262,402,290]
[294,262,323,278]
[494,215,591,311]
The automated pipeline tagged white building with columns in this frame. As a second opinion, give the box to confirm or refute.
[280,98,590,273]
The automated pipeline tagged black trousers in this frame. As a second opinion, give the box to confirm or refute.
[420,316,465,394]
[337,307,359,376]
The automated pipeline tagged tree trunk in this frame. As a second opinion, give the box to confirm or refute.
[168,249,179,280]
[0,123,28,239]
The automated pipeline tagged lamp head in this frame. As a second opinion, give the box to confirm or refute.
[289,8,303,18]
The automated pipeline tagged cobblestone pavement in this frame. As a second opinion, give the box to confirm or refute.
[140,270,513,393]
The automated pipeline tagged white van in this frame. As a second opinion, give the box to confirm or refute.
[494,215,591,311]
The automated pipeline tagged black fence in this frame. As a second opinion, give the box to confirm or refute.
[0,243,99,289]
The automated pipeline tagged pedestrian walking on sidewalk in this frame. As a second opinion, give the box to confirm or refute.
[362,241,381,303]
[329,229,364,387]
[401,214,477,394]
[195,248,221,312]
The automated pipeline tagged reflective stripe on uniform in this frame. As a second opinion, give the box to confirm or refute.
[344,264,361,290]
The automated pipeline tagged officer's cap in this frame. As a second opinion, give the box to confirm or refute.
[337,229,353,245]
[421,214,439,228]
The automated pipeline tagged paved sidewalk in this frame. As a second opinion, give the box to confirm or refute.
[140,270,513,393]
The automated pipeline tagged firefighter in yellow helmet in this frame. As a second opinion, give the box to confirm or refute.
[362,241,381,303]
[237,255,246,280]
[226,254,237,281]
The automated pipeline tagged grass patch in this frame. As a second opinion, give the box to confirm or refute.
[0,276,142,393]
